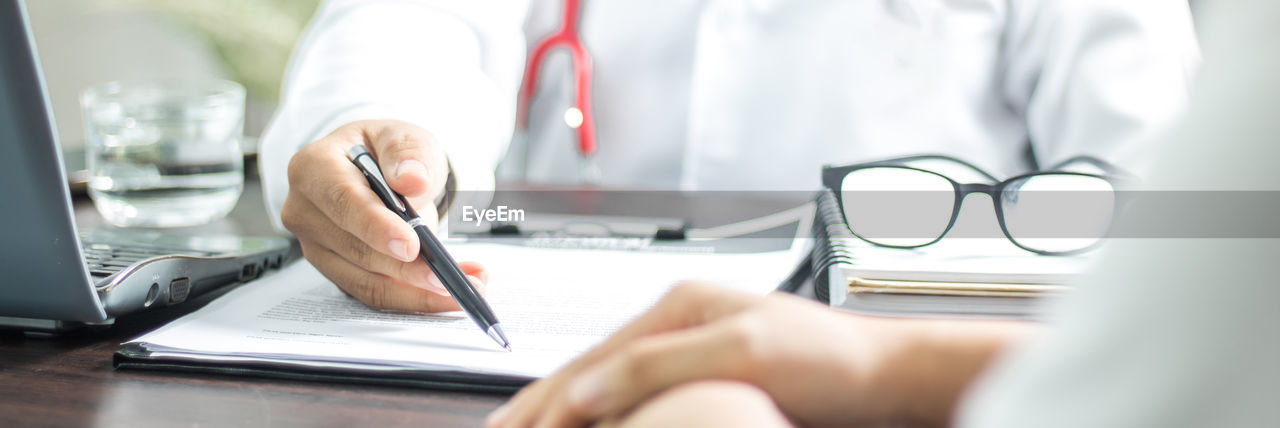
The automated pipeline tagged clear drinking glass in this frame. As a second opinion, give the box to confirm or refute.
[81,80,245,227]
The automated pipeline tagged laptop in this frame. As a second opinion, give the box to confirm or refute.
[0,0,291,333]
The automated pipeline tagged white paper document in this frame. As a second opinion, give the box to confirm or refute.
[124,239,806,381]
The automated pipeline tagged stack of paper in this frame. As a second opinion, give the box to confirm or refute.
[831,239,1094,318]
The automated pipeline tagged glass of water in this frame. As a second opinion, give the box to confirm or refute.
[81,80,245,227]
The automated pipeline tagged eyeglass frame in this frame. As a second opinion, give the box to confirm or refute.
[821,154,1130,256]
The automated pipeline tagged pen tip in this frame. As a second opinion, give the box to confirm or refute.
[487,324,512,352]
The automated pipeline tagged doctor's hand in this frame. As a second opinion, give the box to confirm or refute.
[487,283,1031,428]
[281,120,487,313]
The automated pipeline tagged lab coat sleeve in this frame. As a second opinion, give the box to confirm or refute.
[258,0,529,233]
[961,2,1280,427]
[1001,0,1199,173]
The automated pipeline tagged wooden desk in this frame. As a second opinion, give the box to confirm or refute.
[0,174,506,427]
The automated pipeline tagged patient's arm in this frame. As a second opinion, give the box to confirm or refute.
[488,282,1036,428]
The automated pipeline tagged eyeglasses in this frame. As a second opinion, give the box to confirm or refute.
[822,155,1128,255]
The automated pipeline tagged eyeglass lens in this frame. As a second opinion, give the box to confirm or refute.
[840,167,957,248]
[1000,173,1115,253]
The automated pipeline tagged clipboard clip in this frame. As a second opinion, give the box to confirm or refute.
[481,214,688,240]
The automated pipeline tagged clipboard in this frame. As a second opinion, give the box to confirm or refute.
[113,208,814,391]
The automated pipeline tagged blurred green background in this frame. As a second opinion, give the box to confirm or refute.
[27,0,323,148]
[106,0,322,103]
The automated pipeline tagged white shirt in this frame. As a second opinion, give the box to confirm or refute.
[259,0,1199,231]
[960,1,1280,425]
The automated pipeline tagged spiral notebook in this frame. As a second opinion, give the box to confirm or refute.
[810,190,1092,318]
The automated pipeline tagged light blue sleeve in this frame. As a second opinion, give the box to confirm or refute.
[961,1,1280,426]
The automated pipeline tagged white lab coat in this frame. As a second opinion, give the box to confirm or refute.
[259,0,1199,231]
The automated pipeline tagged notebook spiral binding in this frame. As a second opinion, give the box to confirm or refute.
[811,189,856,303]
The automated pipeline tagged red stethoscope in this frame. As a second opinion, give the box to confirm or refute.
[518,0,601,183]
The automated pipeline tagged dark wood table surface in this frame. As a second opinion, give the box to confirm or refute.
[0,172,508,427]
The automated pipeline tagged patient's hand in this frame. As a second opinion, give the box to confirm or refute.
[487,282,1031,428]
[281,120,486,312]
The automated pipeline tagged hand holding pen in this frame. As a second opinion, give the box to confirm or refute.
[347,144,512,351]
[280,121,491,315]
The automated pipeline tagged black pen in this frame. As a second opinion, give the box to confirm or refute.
[346,145,511,351]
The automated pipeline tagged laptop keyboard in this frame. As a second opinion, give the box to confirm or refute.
[82,242,219,277]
